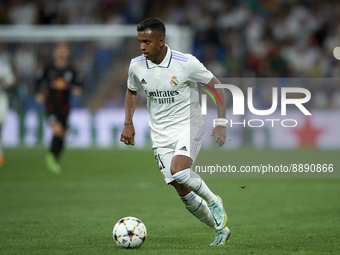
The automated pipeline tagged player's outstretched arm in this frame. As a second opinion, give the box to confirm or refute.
[120,88,138,145]
[208,76,227,147]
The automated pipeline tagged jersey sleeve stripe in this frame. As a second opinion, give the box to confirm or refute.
[131,55,146,64]
[131,58,146,64]
[172,56,188,62]
[172,54,188,60]
[172,51,187,57]
[172,52,189,60]
[172,55,189,61]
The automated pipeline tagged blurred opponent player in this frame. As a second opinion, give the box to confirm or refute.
[0,44,16,167]
[120,18,231,245]
[35,43,83,174]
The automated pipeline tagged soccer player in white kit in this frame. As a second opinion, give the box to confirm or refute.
[0,45,16,167]
[120,17,231,245]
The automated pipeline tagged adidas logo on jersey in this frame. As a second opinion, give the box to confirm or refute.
[141,78,147,84]
[179,146,187,151]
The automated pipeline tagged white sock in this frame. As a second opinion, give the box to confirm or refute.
[180,191,215,229]
[173,168,218,205]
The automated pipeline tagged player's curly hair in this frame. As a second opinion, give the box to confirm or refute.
[137,17,166,37]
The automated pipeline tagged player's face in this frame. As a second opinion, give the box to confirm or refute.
[53,43,70,61]
[138,29,165,64]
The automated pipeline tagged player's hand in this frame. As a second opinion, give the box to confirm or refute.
[72,86,82,97]
[35,92,44,104]
[120,124,136,145]
[211,126,227,147]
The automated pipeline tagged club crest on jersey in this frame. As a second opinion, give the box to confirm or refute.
[53,77,68,90]
[170,76,178,87]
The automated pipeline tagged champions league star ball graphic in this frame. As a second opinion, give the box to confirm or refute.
[113,217,147,249]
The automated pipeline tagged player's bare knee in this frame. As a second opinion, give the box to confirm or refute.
[170,166,184,175]
[170,167,178,176]
[170,155,191,175]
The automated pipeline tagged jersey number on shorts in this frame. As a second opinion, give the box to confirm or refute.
[155,154,165,170]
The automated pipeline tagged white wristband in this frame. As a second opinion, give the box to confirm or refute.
[214,118,228,127]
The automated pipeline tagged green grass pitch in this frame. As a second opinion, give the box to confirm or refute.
[0,148,339,255]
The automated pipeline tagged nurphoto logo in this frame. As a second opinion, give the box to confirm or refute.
[200,84,312,128]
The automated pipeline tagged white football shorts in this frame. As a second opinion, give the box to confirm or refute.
[152,125,204,184]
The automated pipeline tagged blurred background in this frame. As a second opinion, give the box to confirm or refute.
[0,0,340,149]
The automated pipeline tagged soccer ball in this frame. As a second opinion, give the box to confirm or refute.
[113,216,147,249]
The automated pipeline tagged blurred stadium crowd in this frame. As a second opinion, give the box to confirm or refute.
[0,0,340,110]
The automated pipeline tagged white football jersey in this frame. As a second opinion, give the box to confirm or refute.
[0,54,15,124]
[128,44,213,148]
